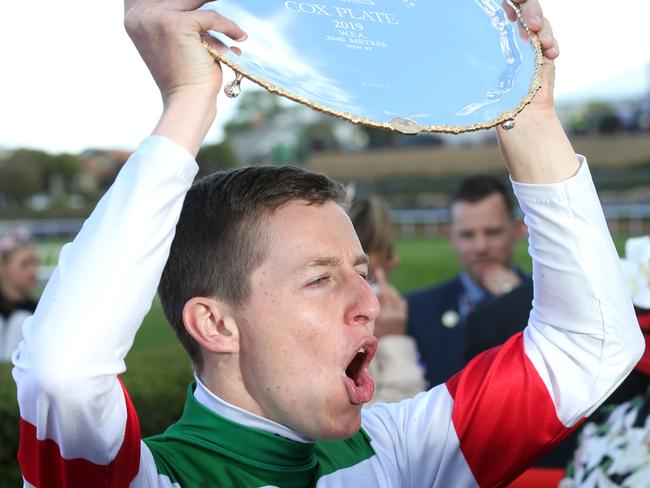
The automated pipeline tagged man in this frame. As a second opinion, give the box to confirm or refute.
[407,175,533,387]
[13,1,643,487]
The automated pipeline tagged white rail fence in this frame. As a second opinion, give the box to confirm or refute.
[3,205,650,242]
[389,203,650,238]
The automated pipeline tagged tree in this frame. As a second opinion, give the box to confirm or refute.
[224,90,287,136]
[359,126,400,149]
[196,141,238,176]
[41,153,81,197]
[0,150,47,204]
[0,149,82,207]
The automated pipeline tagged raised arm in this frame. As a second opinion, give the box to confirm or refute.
[125,0,246,155]
[362,2,643,486]
[13,2,246,486]
[495,2,643,425]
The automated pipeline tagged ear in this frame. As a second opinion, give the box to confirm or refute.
[182,297,240,354]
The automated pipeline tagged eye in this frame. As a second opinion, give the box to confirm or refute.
[308,275,331,287]
[358,271,369,281]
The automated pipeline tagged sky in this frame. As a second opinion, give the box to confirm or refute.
[2,1,649,154]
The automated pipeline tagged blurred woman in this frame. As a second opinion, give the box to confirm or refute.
[0,229,38,362]
[349,197,427,405]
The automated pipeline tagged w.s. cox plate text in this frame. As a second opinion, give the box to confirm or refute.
[284,1,398,51]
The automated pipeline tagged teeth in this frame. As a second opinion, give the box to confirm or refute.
[358,347,365,354]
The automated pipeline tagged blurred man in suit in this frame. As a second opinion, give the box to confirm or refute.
[406,175,532,387]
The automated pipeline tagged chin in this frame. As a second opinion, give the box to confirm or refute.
[315,408,362,441]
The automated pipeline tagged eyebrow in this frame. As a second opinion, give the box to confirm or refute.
[298,254,369,270]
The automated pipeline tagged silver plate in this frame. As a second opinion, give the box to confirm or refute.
[204,0,542,134]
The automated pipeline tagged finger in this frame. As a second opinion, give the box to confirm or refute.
[383,283,401,304]
[201,33,230,56]
[481,276,499,292]
[543,38,560,60]
[538,17,555,50]
[374,268,400,303]
[189,9,248,42]
[518,0,544,32]
[518,21,529,43]
[502,1,517,22]
[162,0,223,12]
[488,269,508,282]
[374,267,389,294]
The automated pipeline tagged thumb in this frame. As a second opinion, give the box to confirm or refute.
[541,56,555,94]
[374,267,400,303]
[374,267,387,290]
[373,267,392,301]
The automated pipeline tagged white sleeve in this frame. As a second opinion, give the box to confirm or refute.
[361,157,644,488]
[513,156,643,426]
[12,136,198,483]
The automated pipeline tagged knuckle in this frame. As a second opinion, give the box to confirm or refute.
[124,8,175,36]
[157,12,179,33]
[123,10,140,34]
[207,9,227,27]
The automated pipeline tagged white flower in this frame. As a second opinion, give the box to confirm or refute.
[566,395,650,486]
[623,463,650,487]
[621,236,650,309]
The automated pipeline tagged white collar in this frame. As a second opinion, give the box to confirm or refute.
[193,375,313,443]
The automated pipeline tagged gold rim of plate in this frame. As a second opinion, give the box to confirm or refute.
[205,34,543,135]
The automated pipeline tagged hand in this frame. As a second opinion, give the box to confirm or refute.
[502,0,558,115]
[124,0,246,104]
[372,268,408,339]
[503,0,559,60]
[496,0,579,184]
[123,0,247,154]
[479,265,523,296]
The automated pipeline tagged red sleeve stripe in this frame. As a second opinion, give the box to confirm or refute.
[446,332,581,488]
[18,379,141,488]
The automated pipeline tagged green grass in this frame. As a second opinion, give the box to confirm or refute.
[391,237,534,293]
[0,235,631,485]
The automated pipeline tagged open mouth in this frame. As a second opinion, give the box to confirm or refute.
[343,337,377,405]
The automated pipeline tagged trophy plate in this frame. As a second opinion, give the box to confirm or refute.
[203,0,542,134]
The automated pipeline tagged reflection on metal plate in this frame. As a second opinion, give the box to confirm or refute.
[202,0,542,134]
[390,117,422,135]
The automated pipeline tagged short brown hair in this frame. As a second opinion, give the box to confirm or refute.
[449,175,514,217]
[348,197,393,267]
[158,165,345,372]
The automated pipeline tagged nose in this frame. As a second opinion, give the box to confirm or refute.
[344,273,380,328]
[473,234,489,253]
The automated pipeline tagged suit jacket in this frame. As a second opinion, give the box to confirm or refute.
[406,277,467,388]
[464,279,534,360]
[406,274,533,388]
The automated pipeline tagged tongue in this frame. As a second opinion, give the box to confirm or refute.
[344,370,375,405]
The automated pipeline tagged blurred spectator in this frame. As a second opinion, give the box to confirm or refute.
[0,229,38,362]
[406,175,531,387]
[560,236,650,487]
[349,197,427,404]
[464,280,533,361]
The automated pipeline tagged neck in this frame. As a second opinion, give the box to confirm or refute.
[194,375,312,443]
[199,359,265,416]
